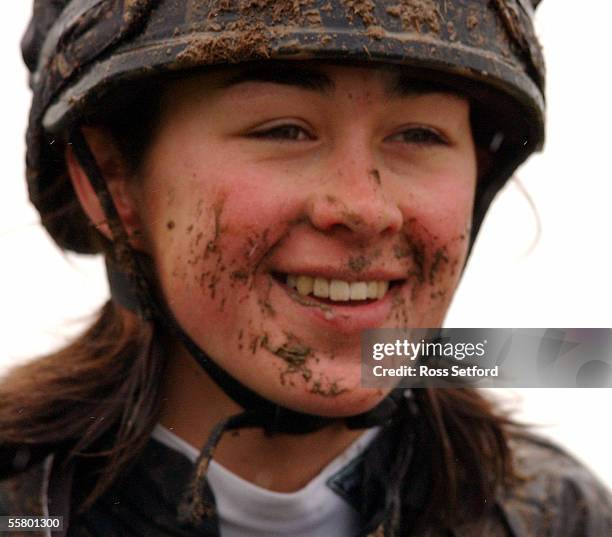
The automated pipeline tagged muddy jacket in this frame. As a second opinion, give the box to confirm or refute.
[1,427,612,537]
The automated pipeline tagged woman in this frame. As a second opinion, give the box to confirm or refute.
[1,1,611,536]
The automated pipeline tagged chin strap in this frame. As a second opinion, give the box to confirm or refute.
[176,393,415,532]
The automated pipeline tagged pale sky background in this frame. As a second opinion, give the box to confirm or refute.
[1,3,611,487]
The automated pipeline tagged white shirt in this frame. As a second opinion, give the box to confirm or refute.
[152,424,379,537]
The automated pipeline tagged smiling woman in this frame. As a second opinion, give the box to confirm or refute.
[1,1,611,537]
[117,64,476,418]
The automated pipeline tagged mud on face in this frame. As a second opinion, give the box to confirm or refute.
[389,217,469,327]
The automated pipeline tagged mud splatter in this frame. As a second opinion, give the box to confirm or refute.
[203,196,225,257]
[303,9,323,25]
[185,197,227,299]
[385,1,441,34]
[236,0,320,25]
[212,198,224,243]
[237,328,244,351]
[342,0,377,26]
[348,255,371,273]
[244,229,270,262]
[466,14,479,30]
[177,24,272,66]
[310,380,347,397]
[366,25,385,40]
[250,334,263,354]
[394,235,426,286]
[123,0,152,25]
[390,293,412,328]
[262,334,314,384]
[195,0,323,66]
[429,247,449,284]
[258,275,276,317]
[230,270,250,282]
[207,268,222,299]
[275,344,311,366]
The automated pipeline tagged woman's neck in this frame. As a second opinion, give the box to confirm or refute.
[158,347,363,492]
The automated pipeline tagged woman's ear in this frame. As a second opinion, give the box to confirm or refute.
[66,127,145,250]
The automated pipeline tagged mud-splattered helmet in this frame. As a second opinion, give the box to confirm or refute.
[22,0,545,254]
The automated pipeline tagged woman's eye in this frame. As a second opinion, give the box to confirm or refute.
[249,125,313,141]
[388,127,447,146]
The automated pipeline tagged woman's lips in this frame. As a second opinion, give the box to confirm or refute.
[269,272,403,334]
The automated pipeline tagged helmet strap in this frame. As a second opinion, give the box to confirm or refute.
[69,129,155,320]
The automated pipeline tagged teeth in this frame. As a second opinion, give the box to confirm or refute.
[313,277,329,298]
[285,274,392,302]
[330,280,350,301]
[350,282,368,300]
[296,275,314,296]
[367,281,379,299]
[377,281,389,299]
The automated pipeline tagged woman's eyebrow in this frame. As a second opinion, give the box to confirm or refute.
[220,64,335,93]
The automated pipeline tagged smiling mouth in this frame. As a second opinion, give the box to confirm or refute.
[271,272,404,306]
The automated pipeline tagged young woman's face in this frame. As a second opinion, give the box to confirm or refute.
[133,63,477,416]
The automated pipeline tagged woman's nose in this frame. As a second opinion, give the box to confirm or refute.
[306,148,404,240]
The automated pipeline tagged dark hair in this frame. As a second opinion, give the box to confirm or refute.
[0,302,165,511]
[82,78,164,172]
[2,66,517,523]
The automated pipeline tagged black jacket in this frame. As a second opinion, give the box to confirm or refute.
[1,426,612,537]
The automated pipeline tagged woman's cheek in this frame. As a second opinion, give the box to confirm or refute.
[389,196,472,328]
[151,178,293,321]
